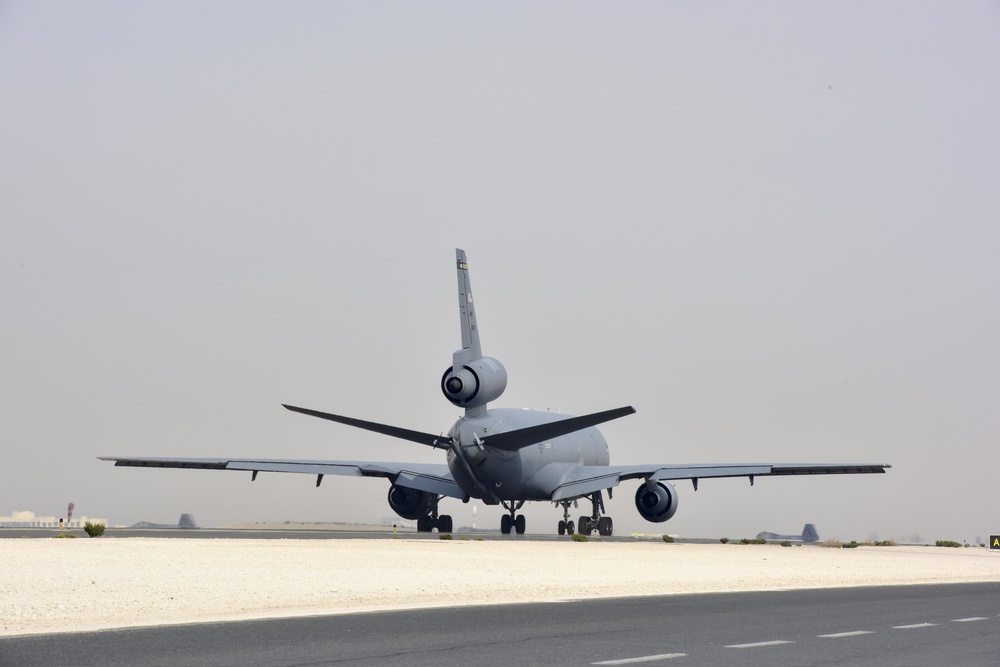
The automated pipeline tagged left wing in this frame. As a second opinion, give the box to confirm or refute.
[550,462,891,501]
[98,456,464,499]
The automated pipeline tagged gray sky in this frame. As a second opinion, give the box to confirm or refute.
[2,2,998,542]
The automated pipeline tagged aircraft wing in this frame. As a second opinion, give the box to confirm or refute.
[98,456,464,499]
[550,462,891,501]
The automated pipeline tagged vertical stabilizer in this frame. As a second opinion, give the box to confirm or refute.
[441,249,507,415]
[454,248,482,368]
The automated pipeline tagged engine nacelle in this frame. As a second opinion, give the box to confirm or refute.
[634,481,679,523]
[387,484,431,520]
[441,356,508,408]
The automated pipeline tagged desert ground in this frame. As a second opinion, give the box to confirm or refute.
[3,537,999,637]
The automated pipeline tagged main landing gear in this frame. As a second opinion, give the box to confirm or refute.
[416,495,453,533]
[500,500,526,534]
[560,491,613,537]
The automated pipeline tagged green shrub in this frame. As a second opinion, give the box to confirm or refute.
[439,533,452,540]
[661,535,675,543]
[571,533,588,542]
[842,541,859,549]
[780,540,792,547]
[935,540,962,548]
[53,533,78,539]
[719,537,729,544]
[83,522,106,538]
[739,538,767,545]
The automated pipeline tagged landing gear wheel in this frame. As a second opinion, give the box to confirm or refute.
[566,520,575,535]
[578,516,592,535]
[501,514,512,534]
[558,520,566,535]
[598,516,613,537]
[417,515,432,532]
[438,515,453,533]
[514,514,526,535]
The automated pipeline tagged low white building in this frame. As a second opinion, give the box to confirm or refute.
[0,510,108,528]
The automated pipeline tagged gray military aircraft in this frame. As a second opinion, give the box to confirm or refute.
[101,249,890,536]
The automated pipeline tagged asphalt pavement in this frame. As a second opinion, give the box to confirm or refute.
[3,583,997,666]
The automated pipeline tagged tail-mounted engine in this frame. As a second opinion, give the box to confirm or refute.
[441,356,508,408]
[634,481,679,523]
[387,484,432,520]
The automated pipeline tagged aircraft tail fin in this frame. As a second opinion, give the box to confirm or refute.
[443,249,508,417]
[801,523,819,542]
[453,248,482,366]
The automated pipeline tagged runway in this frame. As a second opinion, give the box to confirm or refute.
[3,583,997,666]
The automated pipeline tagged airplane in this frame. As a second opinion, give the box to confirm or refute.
[101,249,890,536]
[756,523,820,543]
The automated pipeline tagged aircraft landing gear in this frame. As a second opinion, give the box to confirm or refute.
[576,491,613,537]
[500,500,526,534]
[415,495,453,533]
[557,500,575,535]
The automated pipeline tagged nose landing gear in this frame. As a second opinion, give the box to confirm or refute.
[500,500,526,534]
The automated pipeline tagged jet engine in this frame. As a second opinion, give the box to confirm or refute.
[634,481,679,523]
[441,356,508,408]
[387,484,431,520]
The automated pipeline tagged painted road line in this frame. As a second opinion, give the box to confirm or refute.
[592,654,687,665]
[893,623,938,629]
[951,617,989,622]
[818,631,874,638]
[725,640,794,648]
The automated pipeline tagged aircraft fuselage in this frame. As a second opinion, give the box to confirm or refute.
[446,407,610,502]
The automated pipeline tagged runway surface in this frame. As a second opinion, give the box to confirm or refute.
[3,583,997,666]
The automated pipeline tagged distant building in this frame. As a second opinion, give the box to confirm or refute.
[0,510,109,528]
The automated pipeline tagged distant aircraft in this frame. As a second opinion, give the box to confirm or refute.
[101,249,890,536]
[756,523,820,543]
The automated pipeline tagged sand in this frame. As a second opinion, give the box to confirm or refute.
[2,538,999,637]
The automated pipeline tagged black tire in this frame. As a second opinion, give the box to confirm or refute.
[439,515,453,533]
[500,514,512,534]
[558,520,566,535]
[579,516,591,535]
[417,515,431,532]
[566,520,575,535]
[514,514,526,535]
[599,516,613,537]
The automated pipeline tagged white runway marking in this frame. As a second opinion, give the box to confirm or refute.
[818,630,874,638]
[893,623,938,629]
[951,617,989,622]
[592,654,687,665]
[725,640,794,648]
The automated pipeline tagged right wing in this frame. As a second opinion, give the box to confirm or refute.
[97,456,464,499]
[550,462,891,501]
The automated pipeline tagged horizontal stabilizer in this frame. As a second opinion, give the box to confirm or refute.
[481,406,636,452]
[282,404,451,449]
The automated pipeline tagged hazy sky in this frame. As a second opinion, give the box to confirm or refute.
[2,3,998,542]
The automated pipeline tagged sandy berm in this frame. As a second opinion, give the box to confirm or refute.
[3,538,999,636]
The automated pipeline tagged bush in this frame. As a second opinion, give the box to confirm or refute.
[821,539,844,548]
[571,533,588,542]
[719,537,729,544]
[842,541,859,549]
[780,540,792,547]
[661,535,675,543]
[935,540,962,548]
[83,522,106,538]
[439,533,452,540]
[739,538,767,545]
[53,533,78,539]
